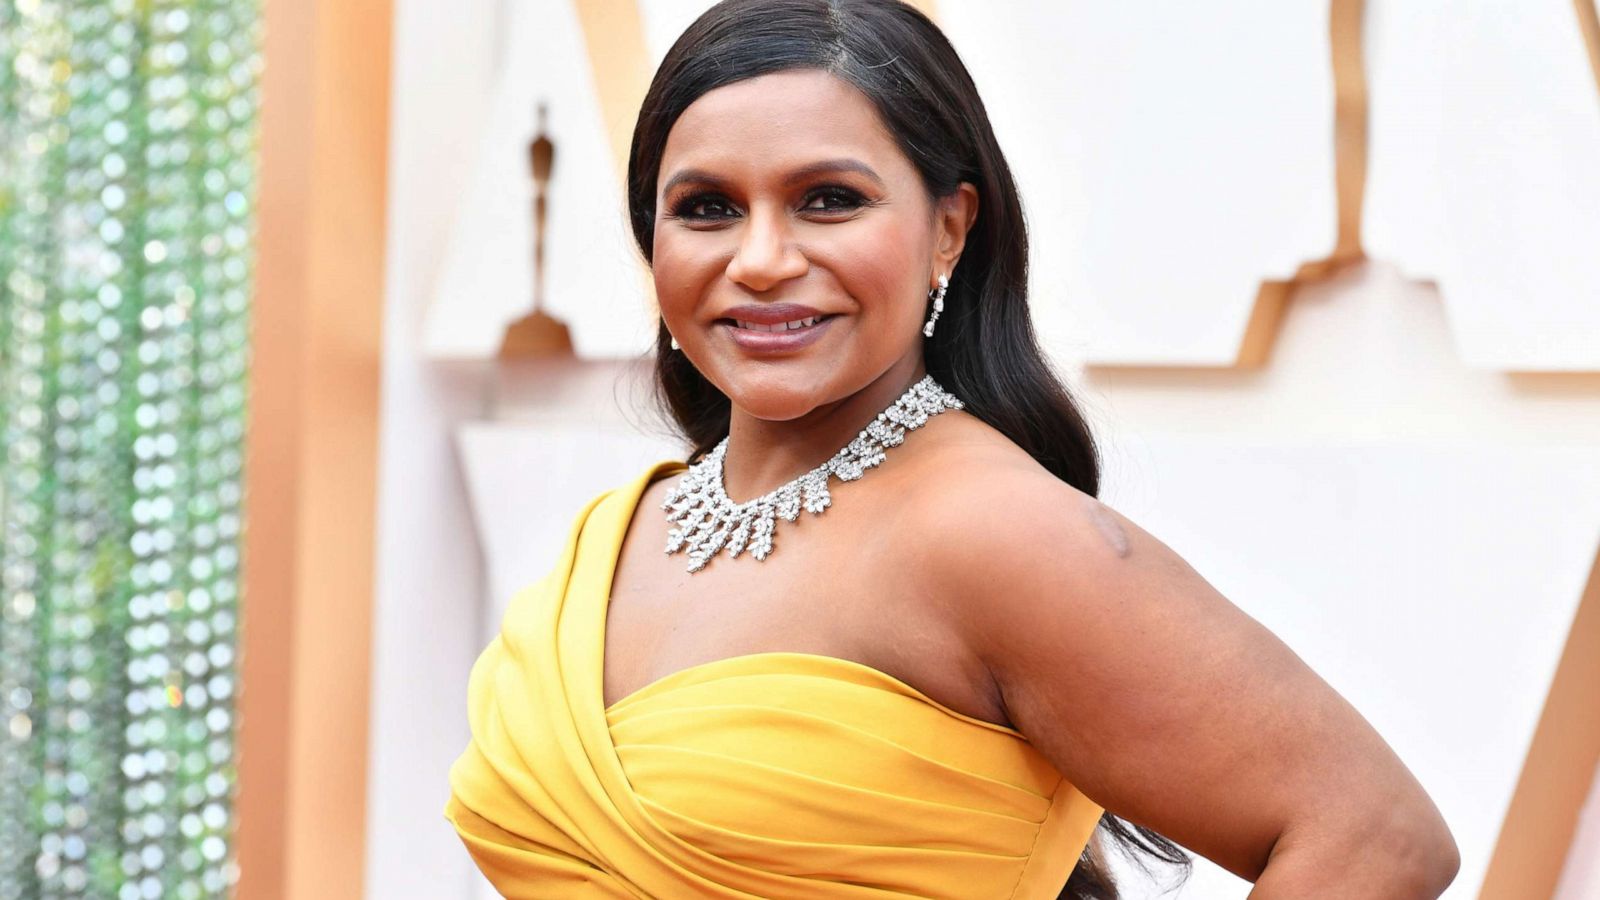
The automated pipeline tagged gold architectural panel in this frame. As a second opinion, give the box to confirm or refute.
[573,0,653,182]
[1480,545,1600,899]
[240,0,391,896]
[1578,0,1600,97]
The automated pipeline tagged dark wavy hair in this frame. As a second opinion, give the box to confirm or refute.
[625,1,1193,895]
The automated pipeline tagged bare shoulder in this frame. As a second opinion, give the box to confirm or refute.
[900,414,1458,886]
[895,410,1120,565]
[890,410,1138,651]
[901,419,1248,745]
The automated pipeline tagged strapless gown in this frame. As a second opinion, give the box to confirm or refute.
[444,459,1105,898]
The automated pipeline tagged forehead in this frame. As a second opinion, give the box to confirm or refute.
[659,69,906,183]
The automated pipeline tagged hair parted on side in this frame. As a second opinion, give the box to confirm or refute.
[625,2,1193,896]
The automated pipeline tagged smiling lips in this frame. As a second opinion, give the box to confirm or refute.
[712,302,839,352]
[731,315,827,332]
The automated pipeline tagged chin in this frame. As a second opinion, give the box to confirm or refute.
[723,372,833,422]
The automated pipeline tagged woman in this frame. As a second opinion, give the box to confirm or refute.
[445,1,1461,896]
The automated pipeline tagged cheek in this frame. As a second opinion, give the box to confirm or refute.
[824,220,926,318]
[651,232,718,313]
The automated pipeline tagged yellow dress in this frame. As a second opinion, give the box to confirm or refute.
[444,459,1104,898]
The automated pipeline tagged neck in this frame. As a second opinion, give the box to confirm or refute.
[720,355,928,504]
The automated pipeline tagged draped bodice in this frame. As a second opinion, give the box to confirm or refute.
[444,460,1105,898]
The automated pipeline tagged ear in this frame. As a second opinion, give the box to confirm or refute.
[932,182,980,284]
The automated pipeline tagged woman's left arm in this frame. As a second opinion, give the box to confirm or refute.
[920,468,1461,897]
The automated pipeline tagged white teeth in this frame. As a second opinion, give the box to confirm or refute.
[734,316,822,332]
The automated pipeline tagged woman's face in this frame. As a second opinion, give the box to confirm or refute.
[653,68,976,422]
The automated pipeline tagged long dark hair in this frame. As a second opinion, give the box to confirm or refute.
[626,1,1193,895]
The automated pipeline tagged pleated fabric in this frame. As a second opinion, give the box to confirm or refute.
[444,459,1105,898]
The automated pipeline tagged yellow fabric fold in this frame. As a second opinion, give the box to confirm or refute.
[445,459,1105,898]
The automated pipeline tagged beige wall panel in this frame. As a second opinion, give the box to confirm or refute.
[362,0,503,897]
[936,1,1338,368]
[457,420,684,645]
[1364,1,1600,371]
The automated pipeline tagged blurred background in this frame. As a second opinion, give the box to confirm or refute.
[2,0,1598,898]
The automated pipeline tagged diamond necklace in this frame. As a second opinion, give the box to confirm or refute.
[661,373,965,573]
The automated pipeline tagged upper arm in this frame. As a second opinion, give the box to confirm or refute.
[922,468,1455,883]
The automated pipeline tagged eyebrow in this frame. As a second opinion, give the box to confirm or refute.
[660,158,886,197]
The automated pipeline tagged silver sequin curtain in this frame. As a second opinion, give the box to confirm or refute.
[0,0,260,896]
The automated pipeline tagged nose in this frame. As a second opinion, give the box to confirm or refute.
[726,204,808,291]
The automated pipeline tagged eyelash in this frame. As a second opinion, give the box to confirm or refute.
[666,186,867,222]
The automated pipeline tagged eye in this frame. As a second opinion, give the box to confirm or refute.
[667,192,738,221]
[663,185,868,224]
[803,186,866,214]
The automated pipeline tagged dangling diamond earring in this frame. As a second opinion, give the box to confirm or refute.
[666,320,680,350]
[922,274,948,338]
[670,334,681,350]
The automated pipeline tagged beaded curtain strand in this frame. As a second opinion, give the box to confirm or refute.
[0,0,261,897]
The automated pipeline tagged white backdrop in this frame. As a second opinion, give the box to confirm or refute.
[368,1,1600,897]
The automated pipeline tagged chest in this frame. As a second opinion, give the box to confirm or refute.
[601,475,1010,728]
